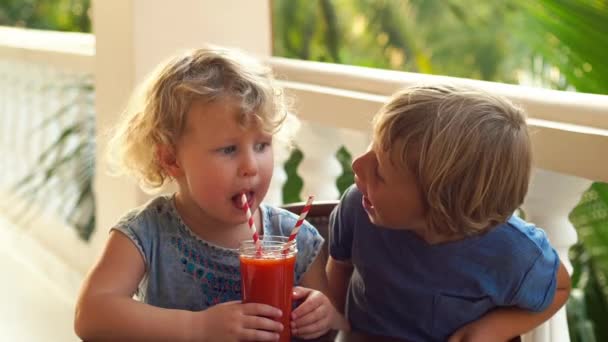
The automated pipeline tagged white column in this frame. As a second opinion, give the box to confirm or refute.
[339,127,372,165]
[266,142,290,206]
[520,169,591,342]
[295,121,344,201]
[91,0,272,258]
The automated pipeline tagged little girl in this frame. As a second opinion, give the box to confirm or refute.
[75,47,346,341]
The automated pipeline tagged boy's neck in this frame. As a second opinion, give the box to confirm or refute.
[415,227,466,245]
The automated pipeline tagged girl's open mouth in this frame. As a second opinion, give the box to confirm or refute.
[233,191,254,209]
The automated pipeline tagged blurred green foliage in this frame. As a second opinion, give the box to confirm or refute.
[274,0,607,94]
[568,183,608,342]
[0,0,91,32]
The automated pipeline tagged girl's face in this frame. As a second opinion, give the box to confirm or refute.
[351,141,426,232]
[170,99,274,227]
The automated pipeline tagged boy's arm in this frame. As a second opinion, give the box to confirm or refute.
[449,261,571,342]
[326,256,354,314]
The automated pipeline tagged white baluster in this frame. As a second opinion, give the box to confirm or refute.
[266,113,301,206]
[338,127,372,165]
[520,168,591,342]
[266,141,290,206]
[0,60,10,187]
[295,121,343,201]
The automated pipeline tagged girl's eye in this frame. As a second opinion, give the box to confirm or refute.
[254,142,271,152]
[218,145,237,155]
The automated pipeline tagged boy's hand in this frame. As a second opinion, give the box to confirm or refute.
[197,300,283,341]
[291,286,349,339]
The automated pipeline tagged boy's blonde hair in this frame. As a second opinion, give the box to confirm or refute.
[373,84,531,236]
[107,47,288,191]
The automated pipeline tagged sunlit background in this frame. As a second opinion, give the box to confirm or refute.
[1,1,607,341]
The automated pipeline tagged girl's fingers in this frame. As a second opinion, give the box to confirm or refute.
[242,302,282,318]
[291,293,322,318]
[293,318,326,339]
[293,304,325,328]
[241,328,281,341]
[243,315,283,332]
[292,286,312,300]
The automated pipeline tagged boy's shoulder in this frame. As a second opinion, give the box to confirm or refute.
[502,215,550,247]
[481,215,553,260]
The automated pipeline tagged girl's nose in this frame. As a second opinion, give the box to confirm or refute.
[239,151,258,177]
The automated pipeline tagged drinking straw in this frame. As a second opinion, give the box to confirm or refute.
[241,193,262,254]
[283,195,314,253]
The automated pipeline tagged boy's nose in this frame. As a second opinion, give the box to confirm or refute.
[351,152,366,180]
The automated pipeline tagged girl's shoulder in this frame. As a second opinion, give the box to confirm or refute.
[261,204,322,240]
[112,195,180,255]
[115,195,175,229]
[260,204,324,284]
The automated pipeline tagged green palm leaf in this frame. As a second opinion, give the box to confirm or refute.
[569,182,608,341]
[10,77,96,241]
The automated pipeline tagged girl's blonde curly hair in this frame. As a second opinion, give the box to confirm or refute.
[106,47,289,192]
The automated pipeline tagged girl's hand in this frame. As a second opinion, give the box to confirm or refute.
[290,286,349,339]
[197,300,283,341]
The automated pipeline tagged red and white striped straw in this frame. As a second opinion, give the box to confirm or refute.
[241,193,262,253]
[284,195,314,251]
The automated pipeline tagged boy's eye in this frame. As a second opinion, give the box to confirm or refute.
[254,142,271,152]
[373,155,384,182]
[218,145,237,155]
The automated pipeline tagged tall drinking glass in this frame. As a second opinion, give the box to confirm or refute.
[239,236,297,342]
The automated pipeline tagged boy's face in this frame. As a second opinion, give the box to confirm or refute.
[170,99,274,227]
[352,141,426,232]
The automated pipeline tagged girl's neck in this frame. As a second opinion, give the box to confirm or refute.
[173,193,262,249]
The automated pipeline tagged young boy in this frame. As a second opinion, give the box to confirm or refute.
[326,84,571,341]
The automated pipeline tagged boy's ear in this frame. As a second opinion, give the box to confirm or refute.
[157,144,183,177]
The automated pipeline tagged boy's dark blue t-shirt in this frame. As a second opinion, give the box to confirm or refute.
[329,185,559,342]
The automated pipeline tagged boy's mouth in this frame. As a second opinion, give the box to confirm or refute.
[232,191,255,210]
[362,195,375,211]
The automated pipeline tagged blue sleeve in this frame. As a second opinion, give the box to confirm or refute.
[265,206,324,285]
[111,207,155,269]
[329,185,358,261]
[294,221,324,284]
[508,228,560,312]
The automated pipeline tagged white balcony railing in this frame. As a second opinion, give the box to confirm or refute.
[0,26,95,301]
[2,25,608,342]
